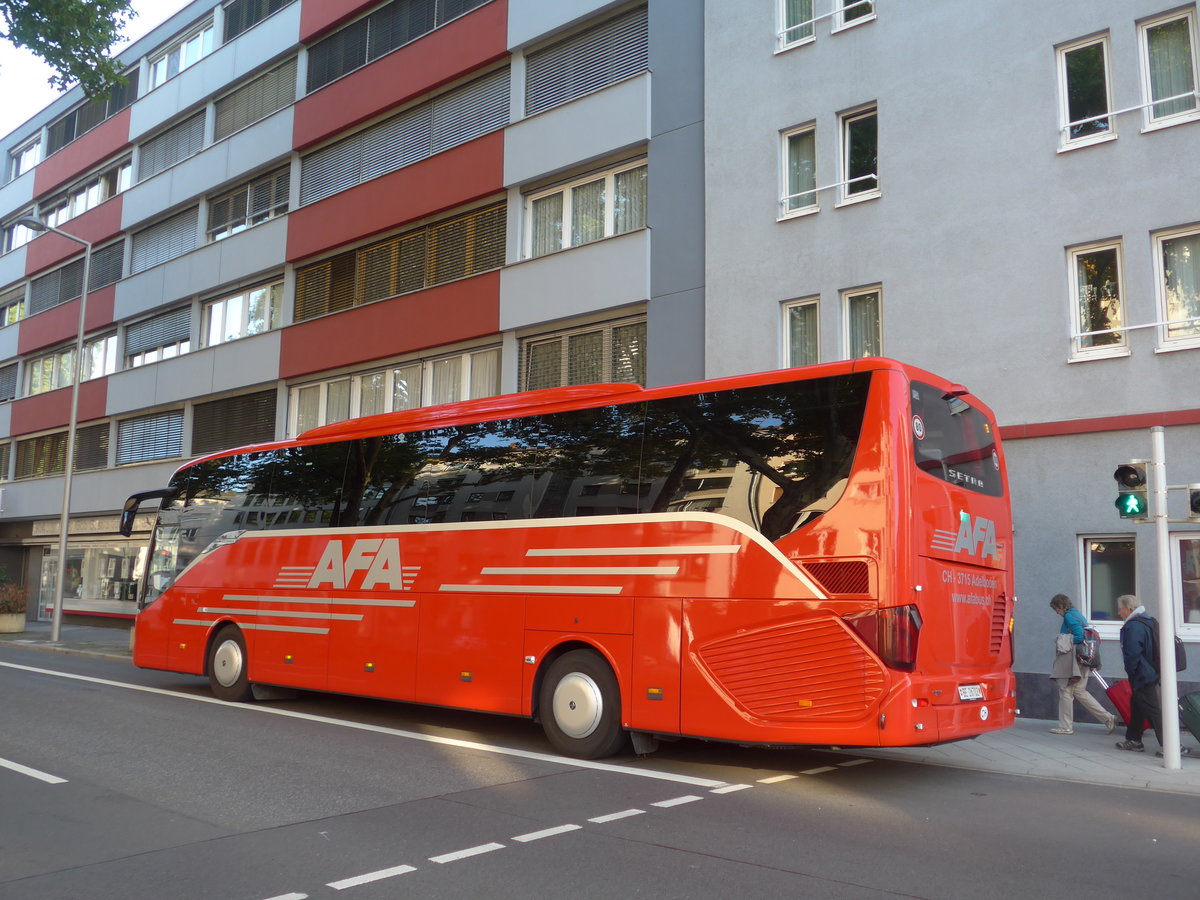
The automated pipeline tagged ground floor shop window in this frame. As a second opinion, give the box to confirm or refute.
[1081,536,1136,622]
[37,542,146,619]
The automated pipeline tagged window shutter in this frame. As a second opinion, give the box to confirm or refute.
[131,208,199,274]
[29,258,85,314]
[525,7,648,116]
[368,0,436,62]
[0,364,17,402]
[138,112,206,181]
[73,423,110,471]
[88,242,125,291]
[250,168,289,217]
[430,68,509,153]
[192,390,276,455]
[360,105,432,181]
[125,307,191,356]
[46,114,77,156]
[17,433,66,478]
[300,134,363,205]
[437,0,489,22]
[306,16,369,92]
[223,0,291,43]
[117,411,184,464]
[214,58,296,141]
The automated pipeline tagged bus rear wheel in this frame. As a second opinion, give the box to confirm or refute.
[208,625,253,702]
[539,649,627,759]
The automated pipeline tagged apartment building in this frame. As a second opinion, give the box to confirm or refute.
[705,0,1200,715]
[0,0,702,618]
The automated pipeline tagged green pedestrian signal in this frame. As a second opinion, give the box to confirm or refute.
[1113,461,1148,520]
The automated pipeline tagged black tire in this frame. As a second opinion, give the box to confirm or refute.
[539,649,627,759]
[207,625,253,702]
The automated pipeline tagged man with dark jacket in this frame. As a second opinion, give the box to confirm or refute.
[1115,593,1168,753]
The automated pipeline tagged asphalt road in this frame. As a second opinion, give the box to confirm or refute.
[2,646,1198,900]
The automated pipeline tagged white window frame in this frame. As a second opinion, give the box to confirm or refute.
[1068,240,1127,360]
[0,291,24,327]
[1079,534,1137,636]
[201,280,284,348]
[41,158,133,229]
[3,211,39,254]
[1057,35,1116,150]
[783,297,820,367]
[9,137,41,181]
[1138,9,1200,131]
[837,105,880,205]
[523,159,648,258]
[1171,533,1200,638]
[776,1,875,53]
[831,0,875,33]
[842,285,881,359]
[1153,225,1200,351]
[148,21,215,90]
[26,334,118,395]
[780,125,819,218]
[287,346,502,437]
[520,316,646,391]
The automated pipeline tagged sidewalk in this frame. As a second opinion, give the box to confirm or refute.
[4,621,1200,794]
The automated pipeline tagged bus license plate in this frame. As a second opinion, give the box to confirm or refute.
[958,684,984,701]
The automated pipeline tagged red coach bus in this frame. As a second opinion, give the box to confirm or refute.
[122,358,1015,758]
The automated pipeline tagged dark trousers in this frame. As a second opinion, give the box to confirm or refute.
[1126,681,1164,746]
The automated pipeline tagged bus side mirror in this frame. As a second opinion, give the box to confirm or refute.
[119,488,175,536]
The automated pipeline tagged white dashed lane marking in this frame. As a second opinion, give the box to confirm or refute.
[757,773,799,783]
[588,808,646,823]
[838,758,873,767]
[512,824,582,842]
[327,865,416,890]
[429,843,506,864]
[652,794,704,808]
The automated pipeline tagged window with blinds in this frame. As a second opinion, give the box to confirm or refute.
[299,67,508,206]
[0,363,17,402]
[117,411,184,464]
[137,112,206,182]
[208,167,290,240]
[45,73,139,156]
[223,0,293,43]
[125,307,192,367]
[29,258,85,315]
[89,242,125,291]
[306,0,491,93]
[130,208,199,274]
[214,58,297,141]
[525,6,648,116]
[294,201,504,321]
[521,317,646,390]
[0,443,9,481]
[15,423,110,478]
[192,390,277,456]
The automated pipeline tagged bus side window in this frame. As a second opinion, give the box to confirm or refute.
[538,404,649,518]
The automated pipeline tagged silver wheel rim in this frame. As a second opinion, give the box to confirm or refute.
[213,638,244,689]
[552,672,603,739]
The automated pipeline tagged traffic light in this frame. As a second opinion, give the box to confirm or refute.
[1114,461,1148,519]
[1189,484,1200,522]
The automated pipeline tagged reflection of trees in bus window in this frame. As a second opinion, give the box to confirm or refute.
[537,405,649,517]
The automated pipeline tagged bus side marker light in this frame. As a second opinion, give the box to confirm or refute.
[647,687,664,701]
[285,655,294,664]
[796,699,813,708]
[461,671,473,682]
[178,643,186,651]
[365,662,375,673]
[524,656,536,665]
[911,698,929,708]
[914,723,925,731]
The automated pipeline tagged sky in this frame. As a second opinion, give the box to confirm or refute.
[0,0,189,138]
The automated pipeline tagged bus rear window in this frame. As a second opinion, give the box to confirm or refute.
[910,381,1002,497]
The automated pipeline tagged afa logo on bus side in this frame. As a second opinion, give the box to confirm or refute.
[308,538,405,590]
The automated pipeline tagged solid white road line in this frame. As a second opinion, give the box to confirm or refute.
[588,808,645,823]
[0,660,725,788]
[429,843,505,864]
[0,755,67,784]
[327,865,416,890]
[511,824,581,842]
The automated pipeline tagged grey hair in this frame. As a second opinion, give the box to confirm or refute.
[1116,594,1140,612]
[1049,593,1073,614]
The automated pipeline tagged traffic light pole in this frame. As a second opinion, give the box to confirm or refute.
[1150,426,1182,771]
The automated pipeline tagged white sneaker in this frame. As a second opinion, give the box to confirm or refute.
[1105,715,1116,734]
[1049,727,1073,735]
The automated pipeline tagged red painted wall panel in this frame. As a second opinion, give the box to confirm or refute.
[10,378,108,436]
[285,132,504,262]
[23,199,124,277]
[294,0,508,151]
[278,271,500,379]
[33,109,132,197]
[17,287,117,356]
[299,0,377,43]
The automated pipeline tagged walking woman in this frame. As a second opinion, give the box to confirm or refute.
[1049,593,1116,735]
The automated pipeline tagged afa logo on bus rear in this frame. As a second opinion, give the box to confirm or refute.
[930,512,1003,563]
[272,538,420,591]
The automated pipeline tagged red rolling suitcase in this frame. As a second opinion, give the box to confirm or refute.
[1092,672,1151,730]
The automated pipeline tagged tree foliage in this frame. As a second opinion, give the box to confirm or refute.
[0,0,135,98]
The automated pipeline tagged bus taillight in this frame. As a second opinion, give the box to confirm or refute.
[850,605,922,672]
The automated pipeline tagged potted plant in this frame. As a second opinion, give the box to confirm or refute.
[0,582,27,634]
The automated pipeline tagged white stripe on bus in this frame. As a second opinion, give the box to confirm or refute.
[222,595,416,608]
[173,619,330,635]
[198,608,364,621]
[525,545,740,557]
[439,584,623,595]
[480,566,680,576]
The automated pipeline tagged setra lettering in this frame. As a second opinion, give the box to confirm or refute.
[309,538,404,590]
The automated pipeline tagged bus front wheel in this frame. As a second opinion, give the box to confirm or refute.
[539,649,627,759]
[208,625,253,702]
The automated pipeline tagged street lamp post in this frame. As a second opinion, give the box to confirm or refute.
[16,216,92,644]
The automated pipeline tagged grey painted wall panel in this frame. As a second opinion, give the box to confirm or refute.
[122,109,293,229]
[210,332,282,394]
[503,74,650,187]
[499,229,648,331]
[646,286,704,386]
[0,247,25,290]
[114,217,287,321]
[0,169,35,223]
[128,2,301,142]
[507,0,625,49]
